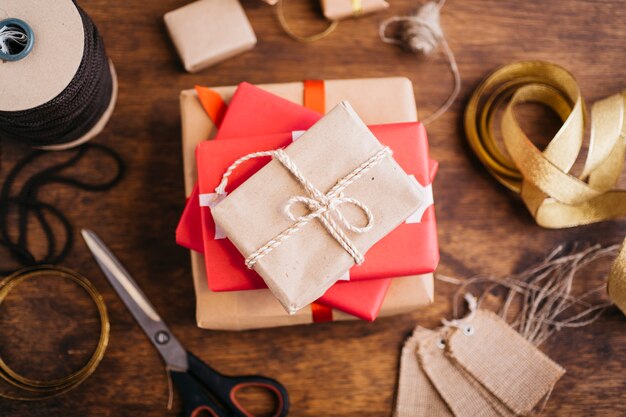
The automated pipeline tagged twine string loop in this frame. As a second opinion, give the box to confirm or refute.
[284,191,374,234]
[215,146,392,269]
[0,24,28,55]
[379,0,460,125]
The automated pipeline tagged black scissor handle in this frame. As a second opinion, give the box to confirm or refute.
[176,352,289,417]
[169,369,230,417]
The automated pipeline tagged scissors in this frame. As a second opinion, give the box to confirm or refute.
[82,229,289,417]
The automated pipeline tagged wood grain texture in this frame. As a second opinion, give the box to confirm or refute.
[1,0,625,416]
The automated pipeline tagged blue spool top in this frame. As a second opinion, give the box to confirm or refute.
[0,18,35,61]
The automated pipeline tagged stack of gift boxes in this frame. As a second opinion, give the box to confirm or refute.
[176,77,439,330]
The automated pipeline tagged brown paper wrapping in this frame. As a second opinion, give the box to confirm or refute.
[180,77,431,330]
[212,102,423,313]
[321,0,389,21]
[164,0,257,73]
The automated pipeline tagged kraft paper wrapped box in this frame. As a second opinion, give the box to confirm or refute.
[321,0,389,20]
[164,0,256,73]
[179,78,435,330]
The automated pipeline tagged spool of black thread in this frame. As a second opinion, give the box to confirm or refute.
[0,1,117,149]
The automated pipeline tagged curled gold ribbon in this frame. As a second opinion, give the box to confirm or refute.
[0,266,109,400]
[464,60,626,311]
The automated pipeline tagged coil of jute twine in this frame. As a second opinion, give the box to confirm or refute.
[0,265,109,400]
[214,146,392,268]
[272,0,460,123]
[0,0,117,150]
[379,0,460,124]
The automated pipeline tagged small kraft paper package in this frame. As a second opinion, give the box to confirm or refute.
[210,102,424,313]
[178,77,436,330]
[164,0,256,72]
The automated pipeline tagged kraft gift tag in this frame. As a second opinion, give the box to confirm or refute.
[418,331,508,417]
[445,310,566,416]
[395,328,452,417]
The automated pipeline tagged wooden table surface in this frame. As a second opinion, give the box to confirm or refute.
[1,0,625,416]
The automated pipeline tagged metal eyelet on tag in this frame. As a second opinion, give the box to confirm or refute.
[463,325,474,336]
[436,339,446,349]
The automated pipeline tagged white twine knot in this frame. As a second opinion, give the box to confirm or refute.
[441,293,478,330]
[385,1,443,55]
[284,191,374,234]
[214,146,392,269]
[0,25,28,55]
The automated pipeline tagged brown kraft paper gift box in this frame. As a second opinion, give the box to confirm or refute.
[180,77,435,330]
[164,0,256,73]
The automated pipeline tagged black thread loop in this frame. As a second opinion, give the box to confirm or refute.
[0,143,125,275]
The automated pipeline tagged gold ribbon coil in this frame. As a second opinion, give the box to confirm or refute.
[464,60,625,311]
[0,266,109,400]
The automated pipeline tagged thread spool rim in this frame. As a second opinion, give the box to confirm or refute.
[36,60,118,151]
[0,18,34,61]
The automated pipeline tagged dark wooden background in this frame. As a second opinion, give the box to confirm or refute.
[1,0,625,416]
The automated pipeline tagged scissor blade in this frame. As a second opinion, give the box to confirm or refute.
[81,229,188,371]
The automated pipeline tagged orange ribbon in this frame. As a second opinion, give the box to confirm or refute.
[195,85,227,127]
[303,79,334,322]
[303,80,326,114]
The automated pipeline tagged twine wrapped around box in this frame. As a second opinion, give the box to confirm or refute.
[214,146,392,269]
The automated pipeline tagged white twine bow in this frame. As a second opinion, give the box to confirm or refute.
[0,25,28,55]
[215,146,392,269]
